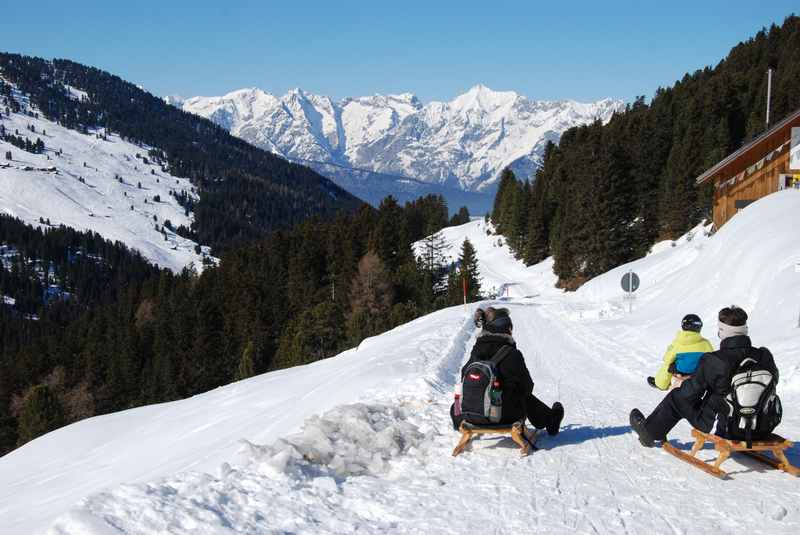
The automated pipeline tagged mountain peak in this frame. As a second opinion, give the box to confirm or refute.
[163,95,186,107]
[465,83,497,95]
[451,84,520,111]
[392,92,421,105]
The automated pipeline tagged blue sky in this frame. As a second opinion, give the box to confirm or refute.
[1,1,796,103]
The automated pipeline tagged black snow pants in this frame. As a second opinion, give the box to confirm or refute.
[643,388,716,440]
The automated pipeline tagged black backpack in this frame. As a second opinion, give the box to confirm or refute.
[724,350,782,447]
[460,346,513,425]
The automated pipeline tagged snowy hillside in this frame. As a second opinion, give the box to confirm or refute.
[0,81,209,271]
[174,86,623,200]
[2,191,799,534]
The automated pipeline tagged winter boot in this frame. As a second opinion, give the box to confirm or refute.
[647,376,658,389]
[546,402,564,436]
[629,408,655,448]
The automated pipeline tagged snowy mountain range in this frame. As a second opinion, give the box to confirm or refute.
[171,86,623,210]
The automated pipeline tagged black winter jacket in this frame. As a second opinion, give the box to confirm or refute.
[672,335,778,433]
[461,332,533,424]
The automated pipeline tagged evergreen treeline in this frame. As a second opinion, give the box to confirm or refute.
[0,53,362,251]
[492,16,800,288]
[0,215,161,452]
[0,194,480,456]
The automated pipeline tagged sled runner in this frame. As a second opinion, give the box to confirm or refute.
[662,428,799,478]
[452,420,537,457]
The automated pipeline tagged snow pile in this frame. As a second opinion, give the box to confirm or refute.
[0,81,210,271]
[241,403,426,478]
[47,403,431,535]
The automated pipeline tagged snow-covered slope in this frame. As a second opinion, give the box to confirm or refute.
[2,191,799,534]
[0,82,209,271]
[175,86,623,196]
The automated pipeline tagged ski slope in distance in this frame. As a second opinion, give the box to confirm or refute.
[0,82,209,271]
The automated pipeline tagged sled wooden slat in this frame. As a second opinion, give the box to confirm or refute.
[739,451,800,476]
[662,441,727,478]
[662,429,798,478]
[452,421,537,457]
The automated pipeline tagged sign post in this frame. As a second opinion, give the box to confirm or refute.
[796,261,800,327]
[463,276,468,313]
[620,270,640,314]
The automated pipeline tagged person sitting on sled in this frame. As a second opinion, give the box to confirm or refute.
[451,307,564,436]
[647,314,714,390]
[630,306,780,447]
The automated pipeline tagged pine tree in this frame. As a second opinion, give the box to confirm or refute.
[16,384,65,444]
[491,168,518,232]
[236,341,256,380]
[347,251,393,344]
[448,238,481,304]
[370,196,409,272]
[420,230,448,278]
[449,206,471,226]
[522,183,549,265]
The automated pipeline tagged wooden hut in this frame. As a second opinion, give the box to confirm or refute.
[696,108,800,229]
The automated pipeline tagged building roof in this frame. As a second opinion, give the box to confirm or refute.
[696,106,800,185]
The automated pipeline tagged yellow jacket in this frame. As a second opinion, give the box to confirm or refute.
[654,330,714,390]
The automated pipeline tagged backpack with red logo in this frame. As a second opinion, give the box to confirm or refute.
[459,346,513,425]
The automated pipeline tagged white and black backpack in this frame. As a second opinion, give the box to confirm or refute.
[460,346,513,425]
[725,351,782,447]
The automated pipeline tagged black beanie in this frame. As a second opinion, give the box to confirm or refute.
[484,307,513,334]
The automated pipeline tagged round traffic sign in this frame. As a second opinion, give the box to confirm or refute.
[621,272,640,293]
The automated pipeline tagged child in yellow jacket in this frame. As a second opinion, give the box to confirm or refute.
[647,314,714,390]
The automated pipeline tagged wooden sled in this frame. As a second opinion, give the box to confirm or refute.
[662,428,799,479]
[452,420,537,457]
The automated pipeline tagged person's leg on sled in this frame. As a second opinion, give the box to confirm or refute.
[630,385,715,447]
[526,392,564,436]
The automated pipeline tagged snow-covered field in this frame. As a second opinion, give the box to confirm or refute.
[2,191,800,534]
[0,82,209,271]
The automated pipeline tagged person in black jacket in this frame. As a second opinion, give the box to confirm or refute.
[451,307,564,435]
[630,306,779,447]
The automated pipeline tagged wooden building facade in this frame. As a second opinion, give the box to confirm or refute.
[696,107,800,229]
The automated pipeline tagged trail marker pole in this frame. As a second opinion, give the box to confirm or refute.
[796,261,800,327]
[463,275,468,312]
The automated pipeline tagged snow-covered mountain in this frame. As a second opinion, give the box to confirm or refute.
[173,85,623,209]
[0,81,210,271]
[3,190,799,534]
